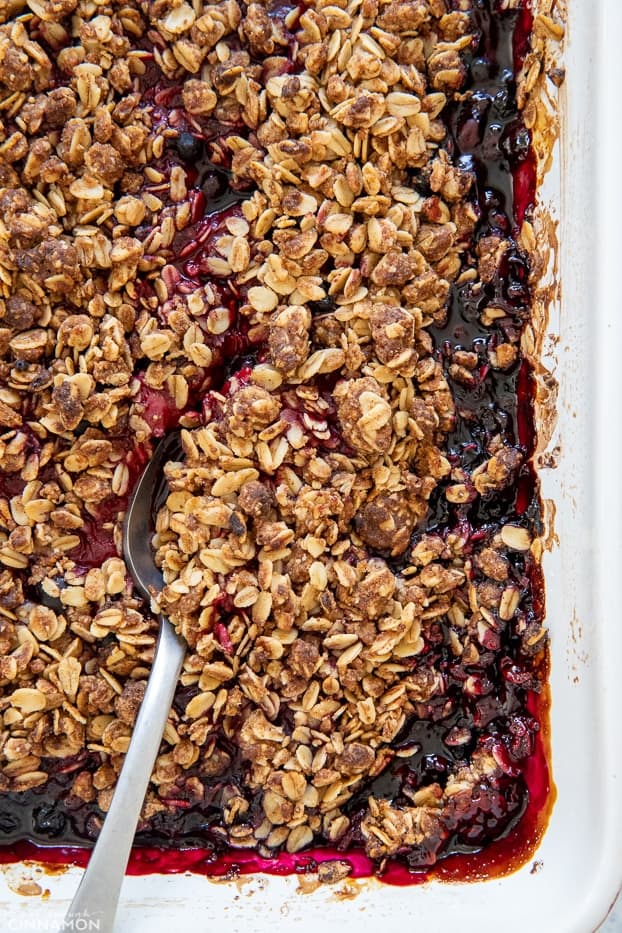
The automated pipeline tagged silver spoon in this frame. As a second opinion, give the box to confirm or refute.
[61,431,186,933]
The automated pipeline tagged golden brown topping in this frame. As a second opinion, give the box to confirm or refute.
[0,0,555,865]
[268,305,311,375]
[334,377,392,456]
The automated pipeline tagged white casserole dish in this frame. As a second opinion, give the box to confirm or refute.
[3,1,622,930]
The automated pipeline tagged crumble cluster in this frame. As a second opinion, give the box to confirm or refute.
[0,0,551,866]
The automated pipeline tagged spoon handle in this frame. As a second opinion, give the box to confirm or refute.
[60,618,185,933]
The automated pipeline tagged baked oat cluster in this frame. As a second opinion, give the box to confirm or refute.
[0,0,555,868]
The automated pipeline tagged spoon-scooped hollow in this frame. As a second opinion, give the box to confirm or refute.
[60,431,186,933]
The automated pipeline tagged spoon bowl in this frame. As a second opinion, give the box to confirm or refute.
[124,430,183,602]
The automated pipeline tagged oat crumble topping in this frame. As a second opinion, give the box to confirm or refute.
[0,0,560,871]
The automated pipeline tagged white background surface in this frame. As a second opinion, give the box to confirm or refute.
[602,898,622,931]
[2,2,622,932]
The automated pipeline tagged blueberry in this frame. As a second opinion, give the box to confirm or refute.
[33,575,66,611]
[201,169,229,200]
[34,803,66,837]
[0,811,20,834]
[309,297,337,315]
[176,132,203,163]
